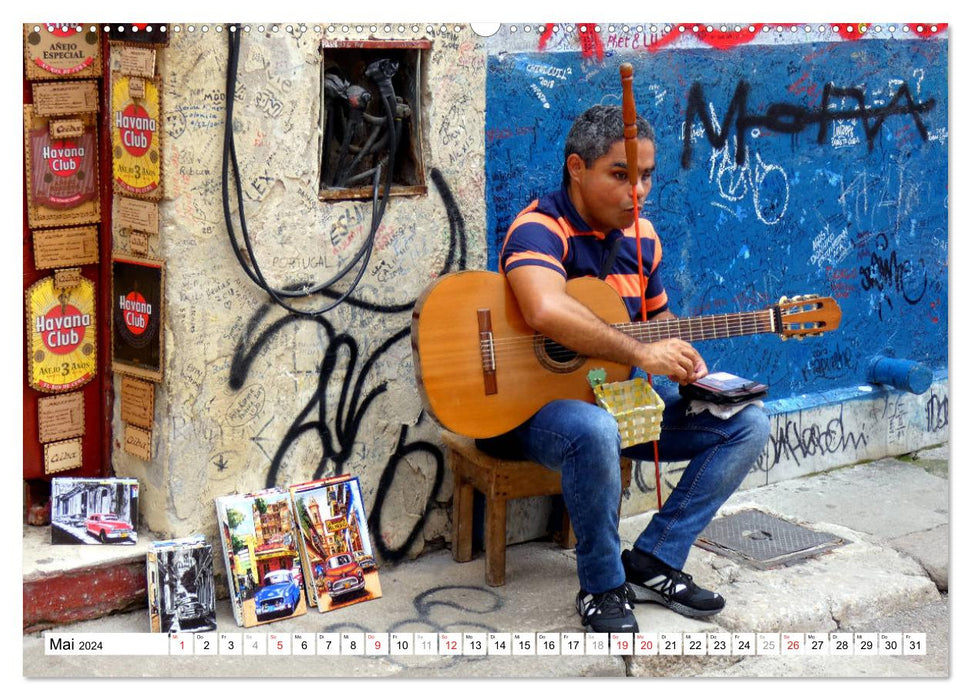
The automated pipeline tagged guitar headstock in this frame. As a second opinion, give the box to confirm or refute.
[773,295,842,339]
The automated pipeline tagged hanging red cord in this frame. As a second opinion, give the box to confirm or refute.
[620,63,664,511]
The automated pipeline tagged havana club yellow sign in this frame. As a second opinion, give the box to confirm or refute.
[111,75,162,199]
[27,276,97,393]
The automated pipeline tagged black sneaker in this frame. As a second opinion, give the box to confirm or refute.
[575,584,639,633]
[622,549,725,618]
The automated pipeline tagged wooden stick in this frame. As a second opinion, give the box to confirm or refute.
[619,62,647,322]
[621,62,663,510]
[620,63,640,187]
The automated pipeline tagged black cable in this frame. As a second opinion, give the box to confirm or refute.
[342,116,387,181]
[221,24,398,316]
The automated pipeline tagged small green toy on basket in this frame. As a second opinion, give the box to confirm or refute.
[587,368,665,448]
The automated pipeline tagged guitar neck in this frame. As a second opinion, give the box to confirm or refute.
[614,309,777,343]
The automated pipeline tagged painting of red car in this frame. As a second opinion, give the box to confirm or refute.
[85,513,134,543]
[323,552,366,600]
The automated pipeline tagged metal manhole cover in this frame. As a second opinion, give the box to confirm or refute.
[696,509,849,569]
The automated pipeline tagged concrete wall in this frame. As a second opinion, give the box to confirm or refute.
[110,22,948,558]
[111,23,487,560]
[484,24,948,398]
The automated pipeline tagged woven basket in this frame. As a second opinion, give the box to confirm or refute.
[590,374,665,449]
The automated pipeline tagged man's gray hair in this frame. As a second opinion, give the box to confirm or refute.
[562,104,655,188]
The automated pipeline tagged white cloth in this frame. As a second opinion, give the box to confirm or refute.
[686,399,764,420]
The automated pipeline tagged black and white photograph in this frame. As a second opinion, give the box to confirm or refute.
[147,536,217,633]
[49,477,139,545]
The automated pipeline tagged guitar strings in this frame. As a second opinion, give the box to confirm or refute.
[481,311,774,347]
[459,312,776,366]
[482,327,774,362]
[481,312,774,353]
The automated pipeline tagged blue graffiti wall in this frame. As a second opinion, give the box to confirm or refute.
[485,32,948,398]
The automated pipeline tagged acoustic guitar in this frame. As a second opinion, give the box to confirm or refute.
[411,270,841,438]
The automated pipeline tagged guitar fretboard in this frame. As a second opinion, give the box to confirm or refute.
[614,310,776,343]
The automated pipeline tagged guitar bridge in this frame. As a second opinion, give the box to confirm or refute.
[477,309,498,395]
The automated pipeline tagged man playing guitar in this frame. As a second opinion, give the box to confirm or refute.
[476,105,771,634]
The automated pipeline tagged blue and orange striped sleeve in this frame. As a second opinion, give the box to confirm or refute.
[641,220,668,318]
[500,210,568,277]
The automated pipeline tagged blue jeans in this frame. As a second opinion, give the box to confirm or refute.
[477,379,770,594]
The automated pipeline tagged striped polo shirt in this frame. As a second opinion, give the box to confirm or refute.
[500,186,668,322]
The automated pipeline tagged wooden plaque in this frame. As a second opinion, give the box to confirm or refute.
[32,226,99,269]
[118,46,156,78]
[115,197,159,235]
[120,376,155,429]
[38,392,85,443]
[24,24,101,81]
[129,231,149,256]
[54,268,83,289]
[51,119,85,139]
[128,77,146,99]
[24,105,101,228]
[123,424,152,461]
[32,80,99,116]
[44,438,83,474]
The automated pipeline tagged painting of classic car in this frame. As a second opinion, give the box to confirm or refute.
[85,513,134,542]
[255,569,302,621]
[50,477,138,545]
[353,550,377,571]
[174,592,208,628]
[323,552,366,600]
[215,488,307,627]
[289,475,383,613]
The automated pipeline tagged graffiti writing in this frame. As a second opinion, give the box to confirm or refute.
[707,138,789,225]
[254,89,283,118]
[681,80,936,168]
[757,407,869,471]
[801,344,855,382]
[229,169,466,563]
[883,394,907,444]
[811,228,853,268]
[486,125,536,146]
[859,233,928,319]
[925,392,948,433]
[539,23,604,61]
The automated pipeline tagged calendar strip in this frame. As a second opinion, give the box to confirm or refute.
[43,631,928,656]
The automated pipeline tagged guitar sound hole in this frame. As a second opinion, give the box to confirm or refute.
[534,335,585,373]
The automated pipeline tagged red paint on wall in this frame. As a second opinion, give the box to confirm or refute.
[539,23,604,61]
[23,560,147,632]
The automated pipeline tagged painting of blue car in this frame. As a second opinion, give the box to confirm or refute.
[254,569,302,621]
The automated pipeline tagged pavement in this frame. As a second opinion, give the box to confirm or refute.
[21,444,952,682]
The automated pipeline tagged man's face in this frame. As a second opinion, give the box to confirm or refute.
[568,138,656,232]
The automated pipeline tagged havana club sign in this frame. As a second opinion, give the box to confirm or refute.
[24,24,101,81]
[111,256,164,381]
[111,75,162,199]
[26,276,97,393]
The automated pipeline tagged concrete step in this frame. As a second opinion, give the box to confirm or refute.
[22,524,150,633]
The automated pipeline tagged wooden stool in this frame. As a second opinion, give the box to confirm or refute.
[442,430,632,587]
